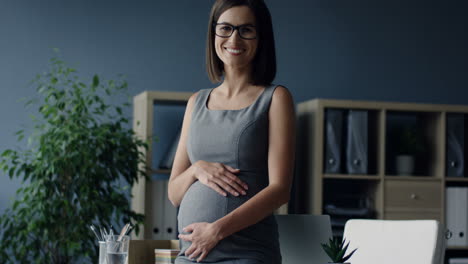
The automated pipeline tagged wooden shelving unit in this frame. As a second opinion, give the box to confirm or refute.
[296,98,468,257]
[131,91,192,239]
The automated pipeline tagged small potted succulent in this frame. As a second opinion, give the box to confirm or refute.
[321,237,357,264]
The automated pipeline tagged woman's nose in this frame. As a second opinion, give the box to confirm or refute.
[227,29,242,42]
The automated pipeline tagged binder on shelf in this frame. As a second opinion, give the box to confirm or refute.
[159,126,182,170]
[446,187,468,246]
[151,180,165,240]
[162,181,178,239]
[446,114,465,177]
[346,110,368,174]
[151,179,178,240]
[324,109,344,174]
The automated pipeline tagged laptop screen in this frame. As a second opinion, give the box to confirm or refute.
[275,215,332,264]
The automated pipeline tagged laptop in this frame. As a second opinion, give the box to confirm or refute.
[275,214,332,264]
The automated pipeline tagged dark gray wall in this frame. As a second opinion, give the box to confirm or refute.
[1,0,467,214]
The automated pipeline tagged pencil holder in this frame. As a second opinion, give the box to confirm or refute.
[99,241,107,264]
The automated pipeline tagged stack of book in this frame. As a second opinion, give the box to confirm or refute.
[155,249,179,264]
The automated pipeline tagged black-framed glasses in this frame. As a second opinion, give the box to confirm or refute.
[213,23,257,40]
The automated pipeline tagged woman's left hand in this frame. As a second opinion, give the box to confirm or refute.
[178,222,222,262]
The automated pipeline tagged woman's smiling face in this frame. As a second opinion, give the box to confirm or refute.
[214,6,258,70]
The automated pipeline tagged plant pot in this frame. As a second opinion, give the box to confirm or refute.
[396,155,415,175]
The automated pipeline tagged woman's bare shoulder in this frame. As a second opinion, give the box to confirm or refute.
[188,90,201,103]
[271,85,294,108]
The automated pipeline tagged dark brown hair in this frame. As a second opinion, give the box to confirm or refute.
[206,0,276,86]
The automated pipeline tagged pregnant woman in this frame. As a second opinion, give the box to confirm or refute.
[168,0,295,263]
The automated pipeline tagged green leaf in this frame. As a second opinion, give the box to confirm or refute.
[12,200,19,210]
[8,167,15,178]
[92,75,99,88]
[342,248,358,262]
[1,149,12,157]
[335,248,346,262]
[324,247,335,260]
[321,237,358,263]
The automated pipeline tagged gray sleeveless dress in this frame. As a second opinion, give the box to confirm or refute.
[176,85,282,264]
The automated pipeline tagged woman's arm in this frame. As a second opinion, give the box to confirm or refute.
[167,92,199,207]
[180,86,296,261]
[168,92,249,207]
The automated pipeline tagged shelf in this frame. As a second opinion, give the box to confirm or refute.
[312,98,468,114]
[141,90,193,104]
[324,174,380,180]
[384,176,442,181]
[446,177,468,182]
[384,111,443,177]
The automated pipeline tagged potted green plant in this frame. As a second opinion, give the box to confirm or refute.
[0,53,148,263]
[395,126,425,176]
[321,237,357,264]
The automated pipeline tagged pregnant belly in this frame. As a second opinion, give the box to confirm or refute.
[178,181,228,230]
[177,177,260,232]
[176,176,276,262]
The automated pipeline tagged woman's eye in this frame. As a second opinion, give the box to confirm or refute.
[221,26,232,31]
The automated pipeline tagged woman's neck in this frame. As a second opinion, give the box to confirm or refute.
[221,65,254,96]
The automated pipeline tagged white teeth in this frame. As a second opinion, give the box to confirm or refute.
[226,48,243,54]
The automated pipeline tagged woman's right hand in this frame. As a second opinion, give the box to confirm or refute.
[192,161,248,197]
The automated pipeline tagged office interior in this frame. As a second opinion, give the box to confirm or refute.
[0,0,467,263]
